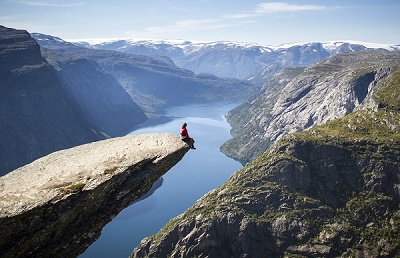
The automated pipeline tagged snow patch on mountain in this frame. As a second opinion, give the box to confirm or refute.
[62,36,400,79]
[72,38,399,52]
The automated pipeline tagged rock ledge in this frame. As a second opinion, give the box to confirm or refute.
[0,133,189,258]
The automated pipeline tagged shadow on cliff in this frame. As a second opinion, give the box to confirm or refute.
[0,137,190,258]
[116,177,163,221]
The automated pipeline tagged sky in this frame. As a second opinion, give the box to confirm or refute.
[1,0,400,46]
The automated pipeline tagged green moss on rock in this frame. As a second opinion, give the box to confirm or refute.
[373,68,400,110]
[62,183,86,193]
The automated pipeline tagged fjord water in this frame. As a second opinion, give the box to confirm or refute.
[80,102,242,258]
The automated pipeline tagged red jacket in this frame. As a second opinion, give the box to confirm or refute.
[180,126,192,141]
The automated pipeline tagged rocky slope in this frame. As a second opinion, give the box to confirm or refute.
[0,26,105,175]
[82,39,400,80]
[221,66,305,164]
[131,65,400,258]
[221,50,400,164]
[0,133,190,258]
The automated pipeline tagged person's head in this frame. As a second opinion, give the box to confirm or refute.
[182,122,187,128]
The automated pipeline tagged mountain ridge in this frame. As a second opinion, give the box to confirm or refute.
[69,37,400,80]
[72,38,399,52]
[221,50,400,164]
[31,33,258,115]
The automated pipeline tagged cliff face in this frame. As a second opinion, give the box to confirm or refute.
[0,133,190,258]
[131,69,400,257]
[0,26,104,175]
[222,51,400,164]
[41,48,147,137]
[221,66,305,163]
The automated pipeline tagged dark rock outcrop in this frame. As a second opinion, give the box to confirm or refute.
[222,51,400,164]
[0,26,104,175]
[131,65,400,258]
[0,133,190,258]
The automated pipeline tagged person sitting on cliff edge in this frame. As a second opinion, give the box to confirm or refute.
[180,122,196,149]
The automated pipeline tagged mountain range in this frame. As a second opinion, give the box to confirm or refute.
[32,33,257,114]
[74,38,400,80]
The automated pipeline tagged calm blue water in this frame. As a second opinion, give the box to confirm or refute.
[80,102,242,258]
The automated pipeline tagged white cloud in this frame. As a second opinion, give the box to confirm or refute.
[223,2,327,22]
[8,0,86,7]
[222,13,260,19]
[130,2,329,39]
[256,2,327,13]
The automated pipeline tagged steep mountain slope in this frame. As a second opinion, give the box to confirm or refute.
[221,51,400,164]
[0,26,104,175]
[41,48,147,137]
[131,64,400,258]
[32,33,258,114]
[221,66,305,164]
[83,39,400,80]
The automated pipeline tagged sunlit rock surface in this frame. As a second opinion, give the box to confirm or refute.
[0,133,190,258]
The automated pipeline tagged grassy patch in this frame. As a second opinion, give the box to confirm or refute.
[62,183,86,193]
[104,167,118,175]
[373,69,400,110]
[301,110,400,145]
[333,192,399,256]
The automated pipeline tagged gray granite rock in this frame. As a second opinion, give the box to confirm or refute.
[0,133,190,258]
[222,51,400,164]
